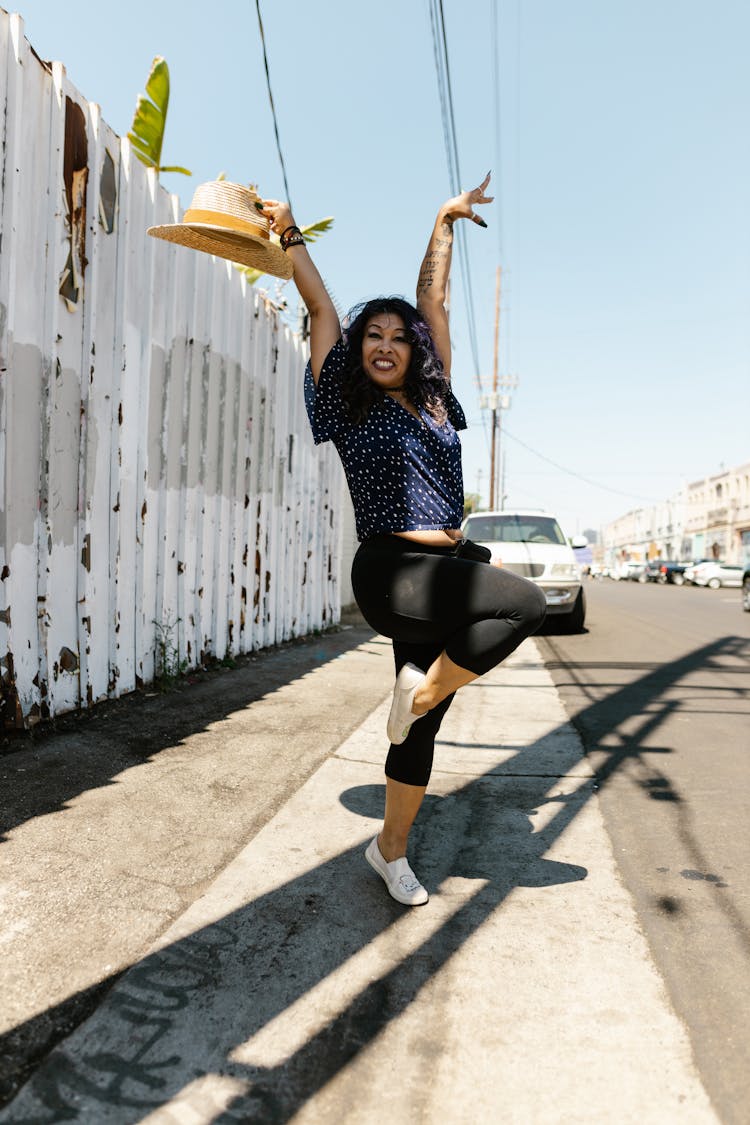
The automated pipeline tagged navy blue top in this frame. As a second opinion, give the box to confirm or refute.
[304,338,467,541]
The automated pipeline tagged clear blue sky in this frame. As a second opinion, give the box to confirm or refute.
[20,0,750,535]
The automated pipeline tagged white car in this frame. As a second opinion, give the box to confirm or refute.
[461,509,586,630]
[691,562,744,589]
[682,558,720,584]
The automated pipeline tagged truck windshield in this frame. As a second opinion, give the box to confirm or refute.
[464,514,567,546]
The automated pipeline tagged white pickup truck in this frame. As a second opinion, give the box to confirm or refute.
[461,509,586,631]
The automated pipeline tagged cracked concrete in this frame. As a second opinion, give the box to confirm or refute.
[1,617,717,1122]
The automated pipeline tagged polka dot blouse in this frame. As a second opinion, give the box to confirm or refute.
[304,338,467,542]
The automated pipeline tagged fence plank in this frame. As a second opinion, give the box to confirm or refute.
[43,66,88,717]
[77,101,119,707]
[0,12,343,725]
[1,17,50,725]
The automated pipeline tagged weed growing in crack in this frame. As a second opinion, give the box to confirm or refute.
[153,615,188,691]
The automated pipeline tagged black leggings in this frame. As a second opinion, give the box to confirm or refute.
[351,534,547,787]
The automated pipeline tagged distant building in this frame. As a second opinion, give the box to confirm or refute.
[682,463,750,565]
[603,460,750,568]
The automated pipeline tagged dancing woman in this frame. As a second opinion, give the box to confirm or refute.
[261,175,546,905]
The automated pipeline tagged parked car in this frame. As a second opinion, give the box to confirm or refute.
[609,561,631,581]
[692,562,744,589]
[461,510,586,630]
[683,558,720,585]
[644,560,687,585]
[743,567,750,612]
[643,559,665,582]
[625,561,648,582]
[683,558,719,585]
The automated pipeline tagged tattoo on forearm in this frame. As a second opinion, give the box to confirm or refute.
[417,222,454,298]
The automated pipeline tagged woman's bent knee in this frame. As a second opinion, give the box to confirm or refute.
[501,576,546,636]
[524,585,547,633]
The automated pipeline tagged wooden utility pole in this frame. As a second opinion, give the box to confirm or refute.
[489,266,502,509]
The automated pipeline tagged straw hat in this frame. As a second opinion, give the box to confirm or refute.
[147,180,293,279]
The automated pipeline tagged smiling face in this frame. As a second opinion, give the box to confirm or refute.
[361,313,412,390]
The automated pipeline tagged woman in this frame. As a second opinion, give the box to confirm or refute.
[261,176,546,906]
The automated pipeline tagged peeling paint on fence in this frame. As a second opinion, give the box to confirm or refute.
[0,14,342,728]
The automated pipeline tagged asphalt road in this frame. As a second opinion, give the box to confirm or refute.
[537,578,750,1125]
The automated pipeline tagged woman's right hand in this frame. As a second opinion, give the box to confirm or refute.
[440,173,493,226]
[260,199,297,238]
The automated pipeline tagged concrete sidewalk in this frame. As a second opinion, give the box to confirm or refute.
[1,627,717,1123]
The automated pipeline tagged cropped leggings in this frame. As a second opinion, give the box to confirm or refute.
[351,534,547,787]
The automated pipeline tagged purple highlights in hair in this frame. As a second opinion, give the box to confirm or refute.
[341,296,449,426]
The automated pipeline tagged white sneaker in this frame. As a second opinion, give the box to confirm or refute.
[387,662,426,745]
[365,836,429,906]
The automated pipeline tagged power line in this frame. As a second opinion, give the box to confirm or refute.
[254,0,293,211]
[428,0,482,388]
[427,0,492,466]
[491,0,505,265]
[502,426,660,502]
[428,2,457,192]
[438,0,483,386]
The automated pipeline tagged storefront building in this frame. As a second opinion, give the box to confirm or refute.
[603,461,750,568]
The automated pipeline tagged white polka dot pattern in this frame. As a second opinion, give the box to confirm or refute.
[304,338,467,541]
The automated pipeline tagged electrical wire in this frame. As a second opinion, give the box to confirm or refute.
[491,0,505,265]
[428,0,482,389]
[427,0,492,465]
[429,3,457,191]
[502,426,660,503]
[255,0,293,212]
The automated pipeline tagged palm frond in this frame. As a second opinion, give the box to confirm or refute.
[233,215,334,286]
[127,57,191,177]
[300,217,334,243]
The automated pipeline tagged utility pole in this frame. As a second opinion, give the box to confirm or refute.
[481,266,518,510]
[489,267,501,509]
[494,374,518,507]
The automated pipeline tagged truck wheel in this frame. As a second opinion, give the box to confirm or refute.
[563,589,586,633]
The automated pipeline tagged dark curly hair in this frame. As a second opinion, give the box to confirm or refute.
[340,296,449,426]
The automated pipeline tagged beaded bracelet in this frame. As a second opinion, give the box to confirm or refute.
[280,225,305,251]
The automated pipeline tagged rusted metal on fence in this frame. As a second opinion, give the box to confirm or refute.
[0,13,342,729]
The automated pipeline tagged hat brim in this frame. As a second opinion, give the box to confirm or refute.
[147,222,293,280]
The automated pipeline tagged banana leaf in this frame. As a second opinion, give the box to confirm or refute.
[127,57,191,177]
[300,217,334,243]
[234,218,335,285]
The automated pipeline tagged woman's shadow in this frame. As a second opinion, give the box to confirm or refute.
[4,773,587,1125]
[341,781,588,892]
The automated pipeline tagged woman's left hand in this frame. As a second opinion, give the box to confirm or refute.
[441,172,494,226]
[260,198,297,238]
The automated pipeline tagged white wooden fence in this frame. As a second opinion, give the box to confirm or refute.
[0,13,343,729]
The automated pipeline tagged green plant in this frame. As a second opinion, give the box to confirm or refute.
[153,615,188,689]
[128,57,191,177]
[463,493,482,518]
[235,216,335,285]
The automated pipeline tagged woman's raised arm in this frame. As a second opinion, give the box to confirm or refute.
[416,173,493,379]
[262,200,341,384]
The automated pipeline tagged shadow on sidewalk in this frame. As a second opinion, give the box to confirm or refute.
[0,623,377,843]
[1,636,745,1122]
